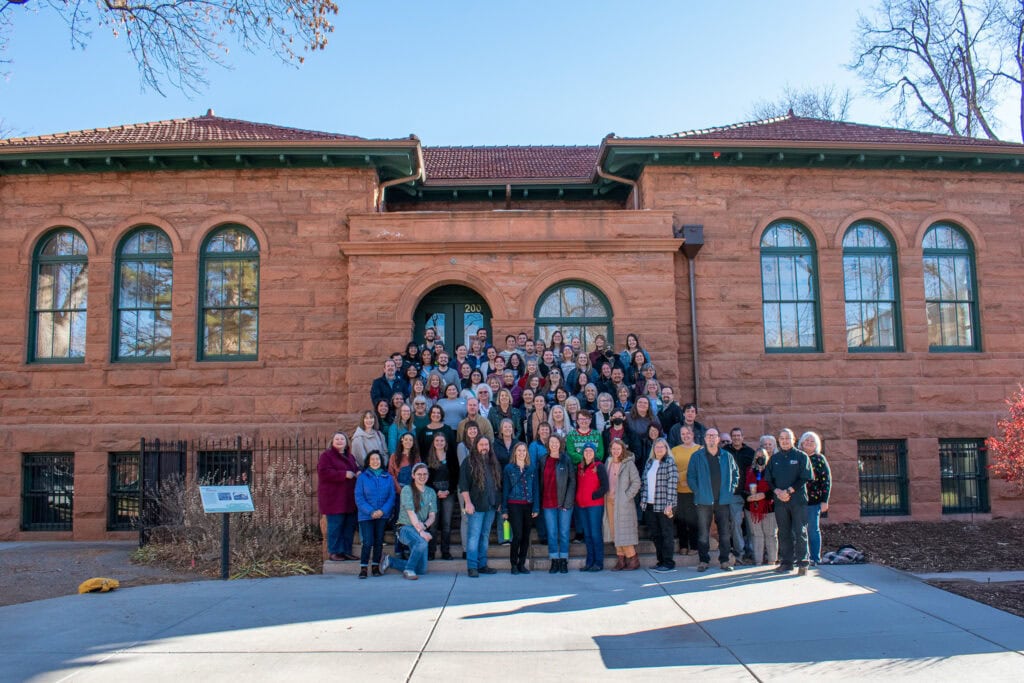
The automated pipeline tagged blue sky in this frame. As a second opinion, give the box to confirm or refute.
[2,1,1019,144]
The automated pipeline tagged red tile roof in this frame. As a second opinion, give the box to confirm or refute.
[0,111,366,147]
[646,112,1024,149]
[424,146,599,182]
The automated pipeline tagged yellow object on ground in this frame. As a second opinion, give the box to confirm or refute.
[77,577,120,594]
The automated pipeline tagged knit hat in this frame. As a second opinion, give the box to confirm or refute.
[583,442,598,453]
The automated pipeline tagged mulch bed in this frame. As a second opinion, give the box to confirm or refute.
[823,519,1024,620]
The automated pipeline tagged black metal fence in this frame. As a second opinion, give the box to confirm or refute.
[858,439,909,516]
[939,438,990,514]
[134,436,327,545]
[21,453,75,531]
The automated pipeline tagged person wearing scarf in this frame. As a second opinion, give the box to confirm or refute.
[745,447,778,565]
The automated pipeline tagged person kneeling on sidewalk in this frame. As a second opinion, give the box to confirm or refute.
[382,463,437,580]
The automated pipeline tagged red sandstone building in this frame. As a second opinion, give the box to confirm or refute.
[2,111,1023,540]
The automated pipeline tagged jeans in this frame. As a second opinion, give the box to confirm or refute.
[543,507,572,559]
[506,502,534,567]
[730,497,749,558]
[645,506,675,569]
[745,509,778,564]
[533,504,548,543]
[775,499,809,568]
[429,494,456,557]
[389,525,429,576]
[578,505,604,568]
[807,503,823,563]
[358,518,386,567]
[696,503,733,564]
[465,509,496,570]
[674,493,699,551]
[326,512,357,555]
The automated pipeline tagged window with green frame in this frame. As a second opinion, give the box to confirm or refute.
[199,225,259,360]
[843,222,901,351]
[923,223,980,351]
[114,227,172,361]
[760,221,821,352]
[30,228,88,362]
[534,281,612,352]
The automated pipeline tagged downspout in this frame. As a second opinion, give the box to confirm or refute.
[596,137,640,210]
[680,225,705,407]
[376,135,425,212]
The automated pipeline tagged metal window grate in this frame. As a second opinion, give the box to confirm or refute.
[858,439,909,516]
[108,452,141,531]
[940,438,990,514]
[21,453,75,531]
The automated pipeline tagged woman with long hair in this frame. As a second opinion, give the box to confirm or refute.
[418,347,435,378]
[426,433,459,561]
[381,463,437,580]
[388,432,420,494]
[402,362,421,398]
[354,450,395,578]
[745,446,778,566]
[416,404,456,463]
[388,403,415,454]
[463,367,484,396]
[507,351,525,379]
[559,344,577,378]
[606,438,642,571]
[318,431,361,562]
[640,437,679,572]
[459,435,503,576]
[351,410,388,468]
[488,388,522,441]
[538,433,574,573]
[618,332,650,370]
[575,443,609,571]
[526,393,549,444]
[425,372,445,403]
[626,397,662,472]
[549,329,566,356]
[544,369,565,404]
[375,398,394,434]
[549,405,570,439]
[502,442,539,574]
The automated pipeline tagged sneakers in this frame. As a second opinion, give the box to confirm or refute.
[358,567,368,579]
[720,562,734,572]
[697,562,709,572]
[402,570,418,581]
[380,554,391,573]
[798,565,808,576]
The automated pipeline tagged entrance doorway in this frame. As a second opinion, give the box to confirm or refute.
[414,285,491,351]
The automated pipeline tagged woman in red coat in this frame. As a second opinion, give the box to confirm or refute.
[318,431,361,561]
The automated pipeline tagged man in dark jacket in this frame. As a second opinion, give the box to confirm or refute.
[657,386,684,438]
[371,360,405,407]
[766,428,814,575]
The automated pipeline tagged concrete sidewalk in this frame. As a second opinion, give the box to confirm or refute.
[1,563,1022,681]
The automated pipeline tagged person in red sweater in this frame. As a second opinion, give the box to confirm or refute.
[575,443,609,572]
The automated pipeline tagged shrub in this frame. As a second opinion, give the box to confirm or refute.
[986,385,1024,495]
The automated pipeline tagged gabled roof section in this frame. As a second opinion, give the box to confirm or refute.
[0,111,368,148]
[652,112,1024,150]
[601,112,1024,178]
[0,111,421,181]
[424,146,599,183]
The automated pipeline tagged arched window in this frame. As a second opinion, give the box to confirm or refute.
[114,227,173,361]
[534,281,612,351]
[199,225,260,360]
[760,221,820,352]
[843,222,901,351]
[30,229,88,362]
[923,223,979,351]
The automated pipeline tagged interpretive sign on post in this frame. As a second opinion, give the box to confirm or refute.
[199,486,255,579]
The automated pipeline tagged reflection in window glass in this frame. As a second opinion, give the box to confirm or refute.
[923,224,978,350]
[842,223,900,351]
[115,227,172,360]
[534,282,612,352]
[200,226,259,360]
[32,229,88,361]
[760,221,819,352]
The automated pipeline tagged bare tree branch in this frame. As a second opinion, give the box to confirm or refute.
[0,0,338,96]
[749,84,854,121]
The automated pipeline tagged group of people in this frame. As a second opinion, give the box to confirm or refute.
[317,328,832,580]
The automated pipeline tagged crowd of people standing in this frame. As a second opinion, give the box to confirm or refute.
[317,328,832,580]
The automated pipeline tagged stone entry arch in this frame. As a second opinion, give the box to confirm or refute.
[414,284,492,351]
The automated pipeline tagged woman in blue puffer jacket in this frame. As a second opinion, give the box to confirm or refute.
[355,450,396,579]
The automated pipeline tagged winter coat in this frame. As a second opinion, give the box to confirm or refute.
[605,456,641,546]
[354,469,396,522]
[351,427,388,468]
[686,448,740,506]
[317,446,360,515]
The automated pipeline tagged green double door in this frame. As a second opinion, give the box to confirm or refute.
[414,285,491,351]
